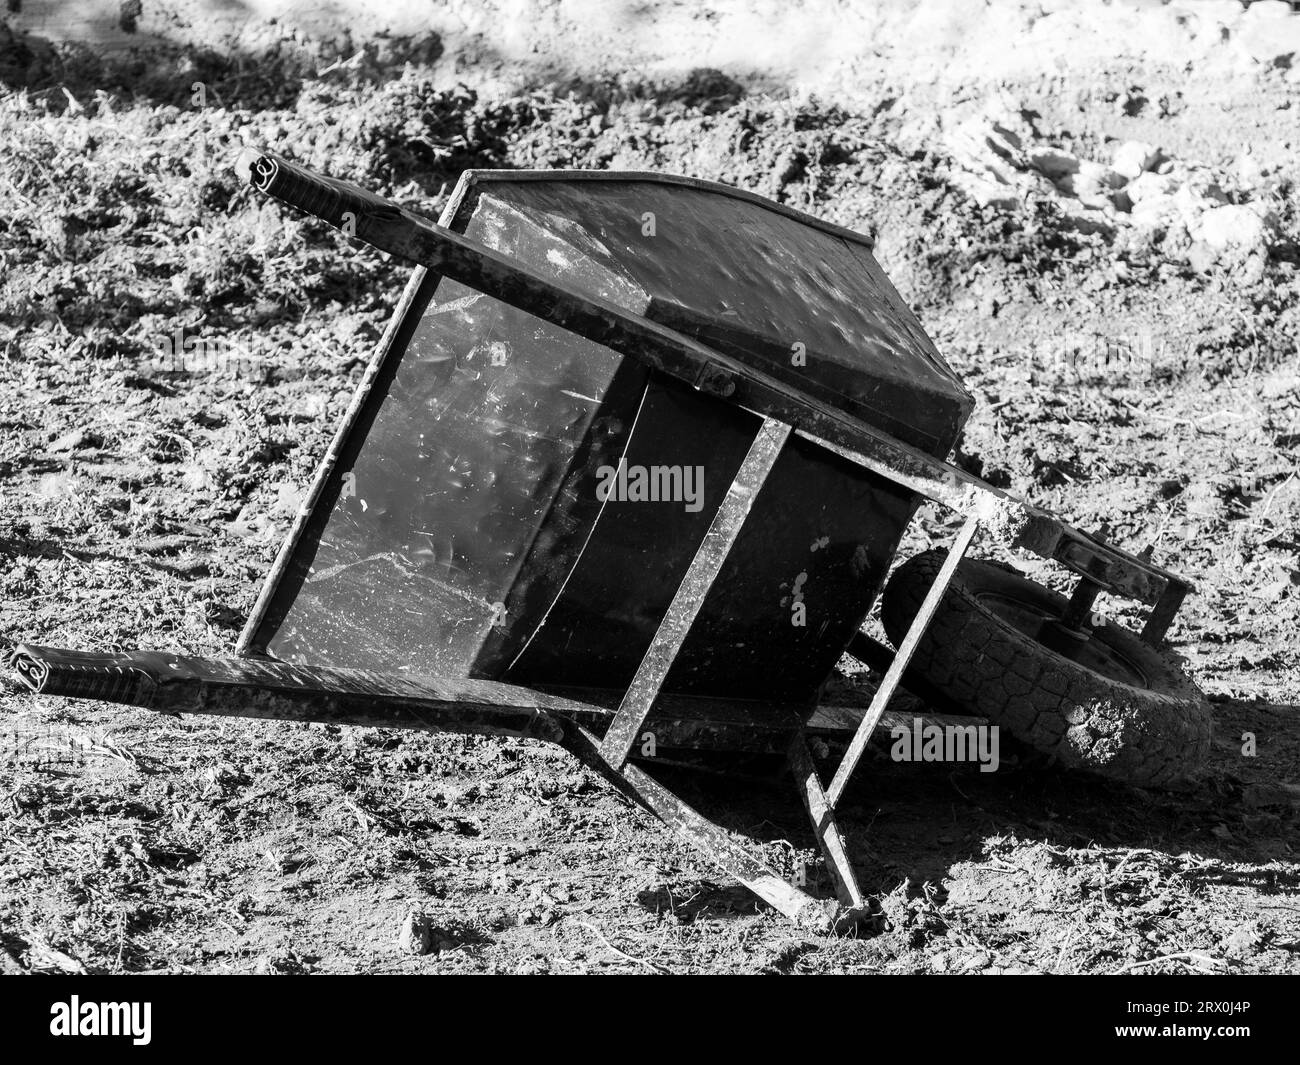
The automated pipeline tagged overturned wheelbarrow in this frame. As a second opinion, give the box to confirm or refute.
[7,157,1211,931]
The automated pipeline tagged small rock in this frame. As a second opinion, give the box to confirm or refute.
[1243,0,1293,20]
[1057,160,1125,204]
[1174,177,1230,224]
[1111,140,1164,181]
[48,428,93,452]
[1126,171,1180,205]
[1056,205,1116,238]
[1235,148,1266,190]
[398,910,436,956]
[1222,924,1264,959]
[1192,204,1273,261]
[1130,192,1181,229]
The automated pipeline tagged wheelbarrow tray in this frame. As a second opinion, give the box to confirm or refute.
[242,170,973,707]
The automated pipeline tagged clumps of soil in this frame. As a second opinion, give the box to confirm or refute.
[941,838,1276,974]
[934,89,1291,280]
[1,28,1298,973]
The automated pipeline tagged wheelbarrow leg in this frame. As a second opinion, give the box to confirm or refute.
[565,723,841,932]
[789,735,869,920]
[599,416,793,767]
[825,511,983,806]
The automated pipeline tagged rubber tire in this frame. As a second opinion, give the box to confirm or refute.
[879,550,1212,785]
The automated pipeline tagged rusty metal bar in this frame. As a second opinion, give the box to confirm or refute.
[599,417,792,766]
[9,640,857,930]
[1141,580,1189,647]
[803,431,1183,608]
[221,165,934,493]
[826,511,983,806]
[7,644,598,742]
[1040,538,1109,660]
[789,736,867,915]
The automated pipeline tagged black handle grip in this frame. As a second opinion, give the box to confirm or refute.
[234,147,400,230]
[6,645,158,706]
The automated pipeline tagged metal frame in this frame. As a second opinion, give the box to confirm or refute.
[7,154,1199,931]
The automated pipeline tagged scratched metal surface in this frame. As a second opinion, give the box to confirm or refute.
[267,270,642,674]
[454,176,972,454]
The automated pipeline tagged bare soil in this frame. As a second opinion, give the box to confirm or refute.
[1,2,1298,974]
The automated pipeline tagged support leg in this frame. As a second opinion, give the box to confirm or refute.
[566,724,841,932]
[599,417,792,766]
[789,736,869,922]
[826,512,982,806]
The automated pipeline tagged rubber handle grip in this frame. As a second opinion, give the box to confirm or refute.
[233,147,401,230]
[6,645,157,706]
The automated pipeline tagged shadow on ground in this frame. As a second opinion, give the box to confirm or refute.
[637,694,1300,930]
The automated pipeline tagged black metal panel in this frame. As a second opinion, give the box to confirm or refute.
[452,175,972,454]
[507,376,917,701]
[266,278,643,675]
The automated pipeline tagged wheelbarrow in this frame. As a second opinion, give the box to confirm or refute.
[6,154,1211,932]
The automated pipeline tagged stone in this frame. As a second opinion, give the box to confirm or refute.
[398,910,436,955]
[1126,170,1180,204]
[1057,205,1116,239]
[1057,160,1127,207]
[1242,0,1293,20]
[1111,140,1165,180]
[1192,203,1273,258]
[1130,193,1181,228]
[1029,146,1080,179]
[1171,182,1226,229]
[943,115,1026,186]
[952,172,1022,209]
[49,428,92,452]
[1237,7,1300,65]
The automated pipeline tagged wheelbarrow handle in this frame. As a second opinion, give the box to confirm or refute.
[233,147,400,230]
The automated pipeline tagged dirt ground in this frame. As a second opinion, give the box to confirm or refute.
[1,1,1298,974]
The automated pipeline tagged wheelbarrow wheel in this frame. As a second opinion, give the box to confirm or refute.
[879,550,1212,785]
